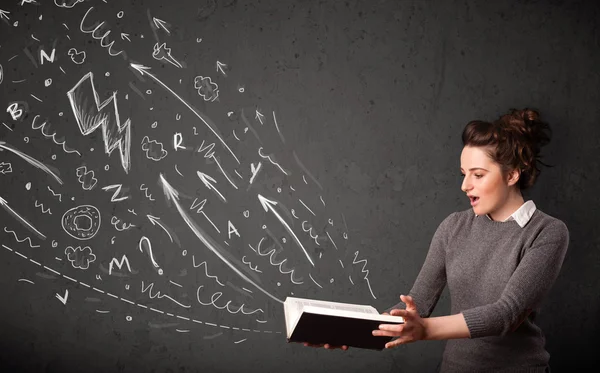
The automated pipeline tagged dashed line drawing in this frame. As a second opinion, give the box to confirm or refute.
[4,227,40,248]
[194,76,219,102]
[0,162,12,174]
[96,309,110,313]
[47,186,62,202]
[130,63,240,165]
[34,200,52,215]
[192,257,224,286]
[258,147,289,175]
[111,216,136,232]
[353,251,376,299]
[0,141,63,184]
[62,205,101,240]
[160,174,284,303]
[0,197,46,240]
[67,72,131,173]
[76,166,98,190]
[67,48,86,64]
[139,184,156,201]
[101,184,129,202]
[241,256,262,273]
[65,245,96,270]
[141,136,168,161]
[152,42,182,68]
[30,94,43,103]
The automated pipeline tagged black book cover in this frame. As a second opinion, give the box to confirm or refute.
[287,312,403,350]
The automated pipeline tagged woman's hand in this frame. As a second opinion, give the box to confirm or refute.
[302,342,349,351]
[373,295,427,349]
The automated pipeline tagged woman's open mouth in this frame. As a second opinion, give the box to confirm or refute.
[469,196,479,206]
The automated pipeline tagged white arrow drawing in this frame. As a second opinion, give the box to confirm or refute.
[258,194,314,267]
[147,214,179,246]
[216,61,227,76]
[121,32,131,42]
[197,171,226,202]
[152,17,170,34]
[1,196,46,240]
[55,289,69,305]
[0,9,10,21]
[255,109,265,125]
[130,63,239,164]
[159,173,283,304]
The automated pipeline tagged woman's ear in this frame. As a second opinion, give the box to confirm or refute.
[507,168,521,186]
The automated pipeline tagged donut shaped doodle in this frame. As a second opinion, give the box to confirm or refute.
[61,205,101,240]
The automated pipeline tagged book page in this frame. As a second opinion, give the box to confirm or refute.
[286,297,377,314]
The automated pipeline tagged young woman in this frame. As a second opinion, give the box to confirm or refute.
[309,109,569,373]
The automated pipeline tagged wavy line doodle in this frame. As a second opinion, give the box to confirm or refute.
[258,147,289,175]
[111,216,136,232]
[141,281,190,308]
[80,7,124,58]
[3,227,40,248]
[254,237,303,284]
[47,186,62,201]
[0,197,46,239]
[192,255,224,286]
[197,285,265,316]
[139,184,156,201]
[241,256,262,273]
[34,200,52,215]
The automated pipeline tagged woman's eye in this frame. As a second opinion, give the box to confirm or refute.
[475,174,483,178]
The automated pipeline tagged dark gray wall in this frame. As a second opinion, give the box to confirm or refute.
[0,0,597,372]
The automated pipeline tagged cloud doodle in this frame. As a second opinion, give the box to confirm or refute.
[76,166,98,190]
[141,136,168,161]
[65,246,96,270]
[194,76,219,102]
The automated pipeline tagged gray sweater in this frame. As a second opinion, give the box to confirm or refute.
[386,207,569,372]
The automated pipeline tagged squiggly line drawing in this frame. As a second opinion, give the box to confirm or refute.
[139,184,155,201]
[110,216,135,231]
[47,186,62,202]
[80,7,124,57]
[258,147,289,175]
[3,227,40,248]
[34,200,52,215]
[197,285,265,316]
[192,255,224,286]
[255,236,303,284]
[141,281,190,308]
[241,256,262,273]
[31,115,81,156]
[353,251,376,299]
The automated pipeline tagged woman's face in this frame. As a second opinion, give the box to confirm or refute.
[460,146,515,218]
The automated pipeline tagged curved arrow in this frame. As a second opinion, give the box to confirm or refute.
[0,141,63,184]
[147,214,180,247]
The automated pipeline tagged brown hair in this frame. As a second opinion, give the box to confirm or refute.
[461,108,552,190]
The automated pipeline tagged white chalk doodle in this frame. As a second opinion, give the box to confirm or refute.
[130,63,240,164]
[101,184,129,202]
[34,200,52,215]
[0,196,46,240]
[353,251,376,299]
[241,256,262,273]
[0,64,3,85]
[254,236,303,284]
[139,184,156,201]
[197,285,265,316]
[45,78,52,87]
[40,48,56,65]
[47,186,62,202]
[141,136,167,161]
[249,162,262,184]
[121,32,131,42]
[65,245,96,270]
[55,0,83,8]
[159,174,282,304]
[189,197,207,213]
[67,48,86,64]
[152,16,171,34]
[141,281,189,308]
[31,115,82,156]
[192,257,224,286]
[80,7,124,57]
[173,133,185,151]
[228,221,240,239]
[55,290,69,305]
[255,109,265,124]
[152,42,182,68]
[7,102,25,121]
[216,60,227,76]
[258,194,314,266]
[194,76,219,101]
[147,214,179,246]
[108,255,132,275]
[272,111,286,143]
[111,216,136,232]
[258,147,289,175]
[67,72,131,173]
[197,171,226,202]
[18,278,35,284]
[0,9,10,21]
[61,205,101,240]
[138,236,162,274]
[0,162,12,174]
[3,227,40,248]
[76,166,98,190]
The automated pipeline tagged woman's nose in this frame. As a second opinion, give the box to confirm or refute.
[461,177,471,193]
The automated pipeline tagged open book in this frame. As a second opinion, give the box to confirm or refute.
[284,296,404,350]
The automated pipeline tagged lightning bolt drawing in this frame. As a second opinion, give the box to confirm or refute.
[67,72,132,173]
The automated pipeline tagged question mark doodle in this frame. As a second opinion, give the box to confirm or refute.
[193,127,198,135]
[138,236,163,275]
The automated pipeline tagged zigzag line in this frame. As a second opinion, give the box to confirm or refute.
[192,256,224,286]
[31,115,82,156]
[352,250,376,299]
[3,227,40,248]
[34,200,52,215]
[47,186,62,202]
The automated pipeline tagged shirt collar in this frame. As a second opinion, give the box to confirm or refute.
[478,200,537,228]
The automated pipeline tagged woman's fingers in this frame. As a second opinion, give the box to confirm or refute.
[303,342,348,350]
[373,323,404,337]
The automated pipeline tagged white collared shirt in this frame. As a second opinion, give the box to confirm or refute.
[478,200,537,228]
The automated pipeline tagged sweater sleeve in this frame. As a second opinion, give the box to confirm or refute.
[461,219,570,338]
[383,212,455,317]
